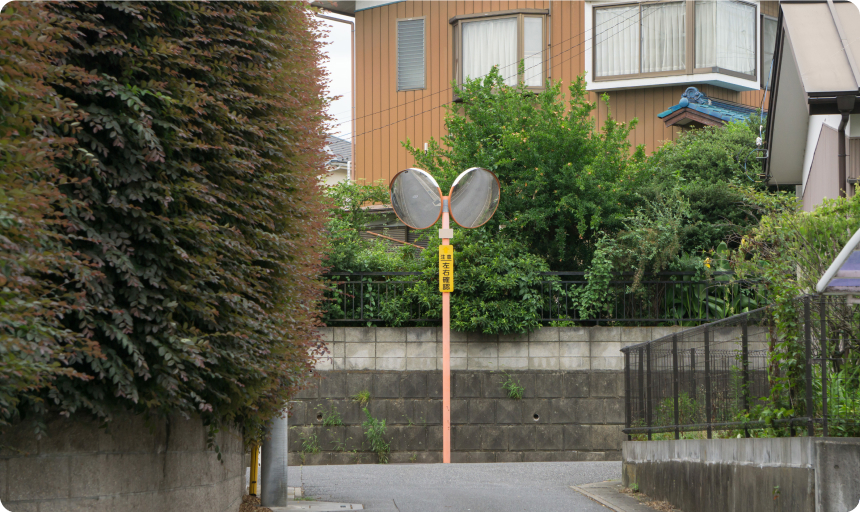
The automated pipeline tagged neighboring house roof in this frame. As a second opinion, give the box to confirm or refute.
[658,87,760,128]
[325,135,352,165]
[764,0,860,186]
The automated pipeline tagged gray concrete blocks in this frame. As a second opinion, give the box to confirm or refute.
[0,413,244,512]
[293,368,626,465]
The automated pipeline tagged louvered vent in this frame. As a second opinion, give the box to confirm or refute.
[398,18,425,91]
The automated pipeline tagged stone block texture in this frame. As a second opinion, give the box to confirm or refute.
[316,326,650,371]
[0,413,244,511]
[291,369,624,465]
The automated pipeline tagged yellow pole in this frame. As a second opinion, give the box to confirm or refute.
[249,442,260,496]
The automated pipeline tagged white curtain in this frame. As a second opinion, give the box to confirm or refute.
[595,5,640,77]
[762,17,777,86]
[463,17,518,86]
[696,0,756,75]
[523,17,544,86]
[641,2,686,73]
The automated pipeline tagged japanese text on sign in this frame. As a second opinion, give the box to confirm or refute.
[439,245,454,293]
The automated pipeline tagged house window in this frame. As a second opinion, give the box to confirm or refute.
[695,1,756,75]
[761,15,777,89]
[593,0,757,81]
[452,11,547,90]
[397,18,425,91]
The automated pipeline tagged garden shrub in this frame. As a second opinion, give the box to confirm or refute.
[1,2,330,442]
[405,229,556,334]
[405,67,647,270]
[0,3,100,432]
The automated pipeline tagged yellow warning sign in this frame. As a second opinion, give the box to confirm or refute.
[439,245,454,293]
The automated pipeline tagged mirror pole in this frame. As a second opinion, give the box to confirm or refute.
[442,197,451,464]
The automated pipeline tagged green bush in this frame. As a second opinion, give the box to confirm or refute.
[0,4,101,432]
[405,67,646,270]
[1,2,330,442]
[406,229,556,334]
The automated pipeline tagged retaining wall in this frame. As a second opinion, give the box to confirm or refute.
[0,413,245,512]
[290,326,681,464]
[622,438,860,512]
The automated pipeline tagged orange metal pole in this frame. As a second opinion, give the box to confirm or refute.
[442,198,451,464]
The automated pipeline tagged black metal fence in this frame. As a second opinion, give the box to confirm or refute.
[322,271,763,326]
[621,295,860,439]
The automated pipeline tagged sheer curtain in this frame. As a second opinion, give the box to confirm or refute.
[641,2,685,73]
[696,0,756,75]
[463,17,518,86]
[762,17,777,86]
[523,17,544,86]
[595,5,639,77]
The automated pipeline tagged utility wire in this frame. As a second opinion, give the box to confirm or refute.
[326,4,647,137]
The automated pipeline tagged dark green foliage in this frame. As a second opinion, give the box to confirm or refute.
[0,3,101,432]
[1,1,330,441]
[405,67,646,269]
[407,229,555,334]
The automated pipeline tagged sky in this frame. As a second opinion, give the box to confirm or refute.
[318,12,354,143]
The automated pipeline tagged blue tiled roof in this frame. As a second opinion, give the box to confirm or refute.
[658,87,761,124]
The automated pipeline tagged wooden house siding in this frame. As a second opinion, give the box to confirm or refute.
[353,0,778,185]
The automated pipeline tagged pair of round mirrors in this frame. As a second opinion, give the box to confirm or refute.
[389,167,501,230]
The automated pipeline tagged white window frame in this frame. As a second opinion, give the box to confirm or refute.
[584,0,761,92]
[761,14,777,90]
[450,9,549,92]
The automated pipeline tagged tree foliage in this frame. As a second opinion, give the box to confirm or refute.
[1,1,330,441]
[405,67,646,269]
[0,3,101,433]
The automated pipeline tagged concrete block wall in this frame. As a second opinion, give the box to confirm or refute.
[290,370,626,465]
[314,326,687,372]
[290,327,681,465]
[622,438,860,512]
[0,413,245,511]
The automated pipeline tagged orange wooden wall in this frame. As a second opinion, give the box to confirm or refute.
[352,0,778,185]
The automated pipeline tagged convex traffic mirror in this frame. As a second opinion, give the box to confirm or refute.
[449,167,500,229]
[390,167,500,230]
[389,168,443,230]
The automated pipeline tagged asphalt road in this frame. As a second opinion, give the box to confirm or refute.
[288,461,621,512]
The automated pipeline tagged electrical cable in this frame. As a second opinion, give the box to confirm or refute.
[325,4,648,137]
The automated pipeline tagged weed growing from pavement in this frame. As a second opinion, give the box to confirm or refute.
[318,403,343,426]
[499,371,525,399]
[409,453,418,463]
[352,390,371,406]
[362,407,390,463]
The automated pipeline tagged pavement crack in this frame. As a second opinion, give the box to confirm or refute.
[392,499,400,511]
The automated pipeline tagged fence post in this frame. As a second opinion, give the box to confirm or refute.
[624,350,631,441]
[705,326,712,439]
[820,295,828,437]
[638,348,645,433]
[804,296,814,437]
[690,347,697,402]
[673,334,680,440]
[360,279,365,321]
[646,344,653,440]
[742,317,750,438]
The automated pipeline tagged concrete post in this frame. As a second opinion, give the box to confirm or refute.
[261,412,289,507]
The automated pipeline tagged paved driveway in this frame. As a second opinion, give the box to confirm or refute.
[289,461,621,511]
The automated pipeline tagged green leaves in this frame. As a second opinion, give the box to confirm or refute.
[2,2,331,443]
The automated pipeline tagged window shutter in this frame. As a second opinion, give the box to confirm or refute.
[398,19,425,90]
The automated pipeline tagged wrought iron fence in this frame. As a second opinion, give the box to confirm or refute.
[321,271,763,326]
[621,295,860,440]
